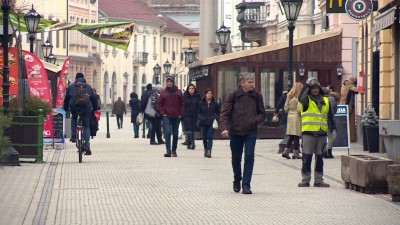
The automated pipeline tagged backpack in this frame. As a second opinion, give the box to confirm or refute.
[73,83,90,106]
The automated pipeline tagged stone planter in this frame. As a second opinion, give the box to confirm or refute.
[379,120,400,163]
[341,155,393,193]
[387,164,400,202]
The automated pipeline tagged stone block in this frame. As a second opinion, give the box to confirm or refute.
[341,154,393,193]
[387,164,400,202]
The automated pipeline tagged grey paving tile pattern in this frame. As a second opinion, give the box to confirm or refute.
[1,115,400,225]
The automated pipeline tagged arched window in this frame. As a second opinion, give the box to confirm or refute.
[141,73,146,94]
[132,73,137,94]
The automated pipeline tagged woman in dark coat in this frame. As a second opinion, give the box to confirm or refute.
[198,89,220,158]
[129,92,140,138]
[183,84,202,149]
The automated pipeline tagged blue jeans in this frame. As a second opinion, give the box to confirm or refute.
[133,123,139,137]
[71,111,91,149]
[162,117,180,153]
[230,133,257,188]
[201,125,214,150]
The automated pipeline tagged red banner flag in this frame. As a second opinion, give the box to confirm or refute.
[23,50,54,138]
[0,47,20,106]
[56,57,71,108]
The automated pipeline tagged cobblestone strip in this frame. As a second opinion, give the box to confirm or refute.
[32,149,61,225]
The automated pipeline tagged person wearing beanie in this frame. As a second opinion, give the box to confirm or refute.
[297,79,336,188]
[148,84,165,145]
[140,83,154,138]
[158,76,184,157]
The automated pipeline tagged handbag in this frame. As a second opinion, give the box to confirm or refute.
[272,114,279,123]
[136,112,144,125]
[144,98,156,117]
[212,119,219,129]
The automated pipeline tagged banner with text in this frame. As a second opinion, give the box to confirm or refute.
[23,50,54,138]
[55,57,71,108]
[0,47,20,106]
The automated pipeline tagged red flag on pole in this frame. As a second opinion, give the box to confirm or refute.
[56,57,71,108]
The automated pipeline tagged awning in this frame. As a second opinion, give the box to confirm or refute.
[375,7,396,32]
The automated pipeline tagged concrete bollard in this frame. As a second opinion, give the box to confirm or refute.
[387,164,400,202]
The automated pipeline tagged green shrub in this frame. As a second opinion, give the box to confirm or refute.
[361,106,378,127]
[9,96,52,117]
[0,111,11,157]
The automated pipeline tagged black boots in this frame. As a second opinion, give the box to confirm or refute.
[323,149,334,158]
[187,132,195,150]
[204,150,211,158]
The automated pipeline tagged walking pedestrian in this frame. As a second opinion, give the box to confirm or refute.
[323,84,340,158]
[93,88,101,110]
[298,79,336,188]
[220,72,266,194]
[274,90,288,129]
[198,88,220,158]
[282,82,303,159]
[141,83,154,138]
[149,84,165,145]
[183,84,201,150]
[112,97,127,129]
[158,76,184,157]
[129,92,140,138]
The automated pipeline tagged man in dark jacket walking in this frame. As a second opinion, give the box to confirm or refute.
[158,76,184,157]
[140,83,154,138]
[220,72,266,194]
[113,97,126,129]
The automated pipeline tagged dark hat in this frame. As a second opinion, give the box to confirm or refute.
[76,73,84,79]
[146,83,152,90]
[309,79,321,88]
[166,76,175,83]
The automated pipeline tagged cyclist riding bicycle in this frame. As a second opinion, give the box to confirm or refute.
[64,72,98,155]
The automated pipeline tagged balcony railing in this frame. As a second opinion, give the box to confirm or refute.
[132,52,148,64]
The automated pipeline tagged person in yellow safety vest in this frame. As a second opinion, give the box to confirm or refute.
[298,79,337,188]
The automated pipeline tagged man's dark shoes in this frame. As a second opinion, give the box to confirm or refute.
[171,152,177,157]
[242,186,252,194]
[159,140,165,144]
[150,142,160,145]
[233,181,241,193]
[181,141,188,145]
[84,148,92,155]
[70,136,76,143]
[164,152,171,157]
[314,182,330,187]
[298,181,310,187]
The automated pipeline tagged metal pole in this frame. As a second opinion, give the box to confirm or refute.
[1,1,20,166]
[106,112,110,138]
[287,22,295,91]
[29,34,35,53]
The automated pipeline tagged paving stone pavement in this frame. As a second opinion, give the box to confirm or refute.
[1,115,400,225]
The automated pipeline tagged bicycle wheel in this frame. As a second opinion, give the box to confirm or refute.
[77,130,83,163]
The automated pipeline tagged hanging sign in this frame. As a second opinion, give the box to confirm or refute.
[55,57,71,108]
[358,70,365,94]
[0,47,20,106]
[345,0,373,20]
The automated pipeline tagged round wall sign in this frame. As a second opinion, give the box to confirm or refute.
[345,0,373,20]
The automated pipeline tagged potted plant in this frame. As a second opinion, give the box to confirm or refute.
[8,96,51,163]
[361,106,379,153]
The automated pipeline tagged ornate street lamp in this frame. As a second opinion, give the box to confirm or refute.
[47,52,57,64]
[2,0,20,165]
[41,38,53,61]
[298,63,305,80]
[24,4,41,53]
[153,63,161,84]
[163,59,171,75]
[336,63,344,78]
[184,45,196,65]
[216,24,231,55]
[280,0,303,90]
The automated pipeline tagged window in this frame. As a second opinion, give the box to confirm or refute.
[163,37,167,52]
[172,38,175,53]
[143,36,146,52]
[56,30,60,47]
[134,35,137,53]
[153,36,157,55]
[63,30,67,48]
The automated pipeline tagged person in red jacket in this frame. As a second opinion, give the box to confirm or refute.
[158,76,185,157]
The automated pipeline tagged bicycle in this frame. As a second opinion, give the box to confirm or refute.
[76,113,86,163]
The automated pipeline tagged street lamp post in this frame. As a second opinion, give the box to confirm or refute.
[184,45,196,83]
[1,0,20,165]
[41,39,53,61]
[163,59,172,77]
[47,52,57,64]
[216,24,231,55]
[280,0,303,91]
[153,63,161,84]
[24,4,41,53]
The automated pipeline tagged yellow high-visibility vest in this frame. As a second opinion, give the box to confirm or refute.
[300,96,329,132]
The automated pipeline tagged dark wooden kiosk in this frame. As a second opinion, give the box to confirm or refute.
[189,29,343,139]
